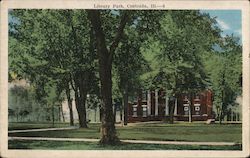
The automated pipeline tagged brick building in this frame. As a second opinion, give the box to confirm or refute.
[127,89,214,122]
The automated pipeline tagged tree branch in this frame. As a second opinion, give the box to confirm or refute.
[87,10,109,57]
[108,11,131,63]
[87,10,130,64]
[69,73,76,92]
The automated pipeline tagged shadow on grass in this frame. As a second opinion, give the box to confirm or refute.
[8,140,242,150]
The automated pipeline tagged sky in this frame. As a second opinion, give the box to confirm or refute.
[201,10,242,42]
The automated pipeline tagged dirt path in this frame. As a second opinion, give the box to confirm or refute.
[8,136,237,146]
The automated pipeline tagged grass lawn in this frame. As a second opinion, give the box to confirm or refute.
[8,122,72,131]
[8,140,242,150]
[9,122,242,143]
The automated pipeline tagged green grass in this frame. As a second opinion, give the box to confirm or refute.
[8,122,72,130]
[9,122,242,143]
[8,140,242,150]
[118,122,242,143]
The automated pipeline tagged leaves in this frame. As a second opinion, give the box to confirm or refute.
[9,9,98,112]
[9,9,242,124]
[204,35,242,119]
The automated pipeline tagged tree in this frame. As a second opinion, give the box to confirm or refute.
[65,82,74,126]
[141,11,220,123]
[112,10,168,126]
[87,10,130,144]
[9,10,98,128]
[204,35,242,123]
[113,27,147,125]
[8,85,30,122]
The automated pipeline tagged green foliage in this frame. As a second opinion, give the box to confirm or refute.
[8,9,242,125]
[140,11,219,96]
[8,83,50,122]
[204,35,242,121]
[86,94,101,110]
[9,10,100,123]
[113,27,146,95]
[112,10,168,100]
[9,85,30,121]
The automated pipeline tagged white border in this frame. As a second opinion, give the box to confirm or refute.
[1,0,249,158]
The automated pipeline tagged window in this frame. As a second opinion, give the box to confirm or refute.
[183,103,189,115]
[142,91,147,101]
[184,106,189,111]
[132,105,137,117]
[195,106,200,111]
[194,103,200,115]
[142,105,147,117]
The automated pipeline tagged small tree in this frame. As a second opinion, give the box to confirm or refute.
[205,35,242,123]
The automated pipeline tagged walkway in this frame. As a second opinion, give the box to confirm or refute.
[8,137,238,146]
[8,126,78,133]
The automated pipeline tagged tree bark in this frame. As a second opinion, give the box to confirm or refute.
[123,85,129,126]
[120,106,123,122]
[189,94,193,123]
[113,103,117,124]
[65,83,74,126]
[219,109,224,124]
[94,108,97,122]
[87,10,130,145]
[60,104,65,122]
[74,89,88,128]
[169,100,175,124]
[99,104,103,123]
[79,73,88,127]
[188,103,192,123]
[98,59,118,144]
[52,104,55,127]
[74,73,88,128]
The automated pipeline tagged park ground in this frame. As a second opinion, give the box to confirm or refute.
[8,121,242,150]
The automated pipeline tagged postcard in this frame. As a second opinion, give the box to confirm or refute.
[0,0,249,157]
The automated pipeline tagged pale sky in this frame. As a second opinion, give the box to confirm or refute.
[201,10,242,42]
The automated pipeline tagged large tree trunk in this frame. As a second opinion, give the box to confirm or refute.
[123,85,129,126]
[74,74,88,128]
[99,60,119,144]
[79,73,88,128]
[87,10,130,145]
[66,83,74,126]
[74,89,88,128]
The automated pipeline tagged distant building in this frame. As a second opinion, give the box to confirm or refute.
[127,89,214,122]
[61,100,79,122]
[61,100,122,123]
